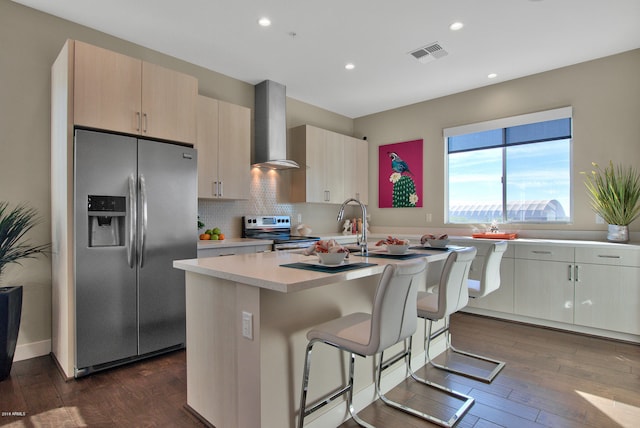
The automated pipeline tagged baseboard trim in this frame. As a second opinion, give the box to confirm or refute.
[14,339,52,362]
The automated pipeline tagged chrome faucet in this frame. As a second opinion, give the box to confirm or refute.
[337,198,368,255]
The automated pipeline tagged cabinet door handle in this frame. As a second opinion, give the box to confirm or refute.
[568,264,573,281]
[532,250,552,255]
[574,264,579,282]
[142,113,148,133]
[213,181,218,197]
[597,254,621,259]
[136,112,141,131]
[219,181,223,197]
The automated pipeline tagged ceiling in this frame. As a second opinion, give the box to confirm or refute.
[13,0,640,118]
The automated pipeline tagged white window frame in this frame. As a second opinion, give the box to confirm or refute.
[443,106,573,224]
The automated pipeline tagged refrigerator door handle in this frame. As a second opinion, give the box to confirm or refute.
[127,174,136,268]
[139,174,148,268]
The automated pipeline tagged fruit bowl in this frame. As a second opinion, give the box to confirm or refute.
[427,239,449,248]
[317,252,347,265]
[386,244,410,254]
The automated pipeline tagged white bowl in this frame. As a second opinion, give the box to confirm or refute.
[317,252,347,265]
[386,244,410,254]
[427,239,449,248]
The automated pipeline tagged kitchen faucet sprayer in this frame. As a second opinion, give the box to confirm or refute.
[337,198,368,255]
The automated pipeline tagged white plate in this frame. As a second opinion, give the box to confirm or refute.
[369,248,416,255]
[301,259,351,267]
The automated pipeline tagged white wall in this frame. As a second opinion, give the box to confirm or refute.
[355,49,640,236]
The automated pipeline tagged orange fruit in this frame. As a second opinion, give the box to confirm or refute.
[199,233,211,240]
[218,233,225,240]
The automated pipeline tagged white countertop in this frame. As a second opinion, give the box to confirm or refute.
[174,248,451,293]
[197,232,640,250]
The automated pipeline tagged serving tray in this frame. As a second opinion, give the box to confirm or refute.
[471,233,518,240]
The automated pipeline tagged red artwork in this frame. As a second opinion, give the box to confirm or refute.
[378,139,423,208]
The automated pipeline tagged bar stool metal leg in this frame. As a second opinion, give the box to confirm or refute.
[403,336,475,428]
[424,317,505,384]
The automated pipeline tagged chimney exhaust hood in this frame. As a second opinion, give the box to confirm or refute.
[252,80,299,169]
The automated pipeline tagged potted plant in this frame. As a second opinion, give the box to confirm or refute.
[0,202,49,381]
[582,161,640,243]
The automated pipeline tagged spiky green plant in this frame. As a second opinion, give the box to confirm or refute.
[392,175,418,207]
[582,161,640,226]
[0,202,50,278]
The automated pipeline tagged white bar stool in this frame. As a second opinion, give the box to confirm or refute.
[459,240,508,382]
[298,259,464,427]
[410,244,504,385]
[406,246,478,427]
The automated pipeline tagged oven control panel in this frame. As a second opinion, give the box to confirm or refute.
[243,215,291,230]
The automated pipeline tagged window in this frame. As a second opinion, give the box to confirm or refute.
[445,107,572,224]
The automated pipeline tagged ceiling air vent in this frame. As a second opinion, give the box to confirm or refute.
[409,42,448,63]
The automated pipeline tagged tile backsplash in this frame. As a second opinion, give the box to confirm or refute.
[198,169,355,238]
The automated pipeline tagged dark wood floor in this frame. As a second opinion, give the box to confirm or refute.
[1,313,638,427]
[340,313,640,428]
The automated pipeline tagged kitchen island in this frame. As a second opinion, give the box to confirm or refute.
[173,249,451,428]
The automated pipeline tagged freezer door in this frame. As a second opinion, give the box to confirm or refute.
[137,139,197,354]
[74,129,138,369]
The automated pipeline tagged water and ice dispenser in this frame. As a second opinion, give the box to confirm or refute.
[87,195,126,247]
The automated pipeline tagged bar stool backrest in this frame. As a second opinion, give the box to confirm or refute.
[430,247,477,320]
[470,241,507,298]
[369,259,427,355]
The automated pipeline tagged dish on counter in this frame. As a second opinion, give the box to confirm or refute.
[317,251,348,265]
[386,244,411,254]
[374,235,411,254]
[425,238,449,248]
[368,247,415,256]
[301,258,350,268]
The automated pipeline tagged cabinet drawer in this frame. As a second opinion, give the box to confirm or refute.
[575,247,640,267]
[198,246,259,258]
[515,244,573,262]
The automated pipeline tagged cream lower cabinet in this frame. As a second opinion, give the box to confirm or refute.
[512,243,640,337]
[73,40,197,145]
[573,247,640,335]
[450,240,640,341]
[514,244,575,323]
[196,96,250,200]
[514,258,575,323]
[289,125,368,204]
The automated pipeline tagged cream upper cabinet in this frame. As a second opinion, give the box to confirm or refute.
[196,96,250,200]
[323,129,345,203]
[141,61,197,144]
[290,125,368,204]
[343,136,368,204]
[73,41,141,133]
[73,40,197,145]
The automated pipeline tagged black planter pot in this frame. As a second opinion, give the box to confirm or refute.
[0,286,22,381]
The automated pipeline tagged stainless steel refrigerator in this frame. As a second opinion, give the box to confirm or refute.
[73,129,196,376]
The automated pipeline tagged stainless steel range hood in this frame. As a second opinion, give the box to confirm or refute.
[253,80,299,169]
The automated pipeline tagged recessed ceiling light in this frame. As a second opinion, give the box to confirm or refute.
[488,73,498,79]
[449,22,464,31]
[258,17,271,27]
[345,63,355,70]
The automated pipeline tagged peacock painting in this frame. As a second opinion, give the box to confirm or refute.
[378,139,423,208]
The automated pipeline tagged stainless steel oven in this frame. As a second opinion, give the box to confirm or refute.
[242,215,319,251]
